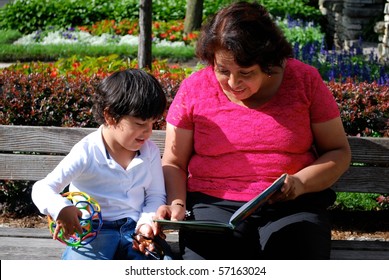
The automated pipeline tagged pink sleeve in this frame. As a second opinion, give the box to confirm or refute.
[309,69,340,123]
[166,77,194,130]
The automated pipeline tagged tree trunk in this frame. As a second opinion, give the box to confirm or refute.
[184,0,203,33]
[138,0,152,69]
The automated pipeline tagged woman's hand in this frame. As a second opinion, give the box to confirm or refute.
[152,203,186,236]
[155,203,186,221]
[268,174,303,203]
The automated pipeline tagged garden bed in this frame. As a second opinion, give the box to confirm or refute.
[330,209,389,241]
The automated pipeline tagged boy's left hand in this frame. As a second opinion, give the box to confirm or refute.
[132,224,157,256]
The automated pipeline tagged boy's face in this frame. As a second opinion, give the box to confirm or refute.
[108,116,155,152]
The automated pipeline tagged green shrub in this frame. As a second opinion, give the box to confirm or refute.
[0,0,123,34]
[0,181,38,216]
[278,19,324,47]
[0,41,195,63]
[0,29,22,44]
[0,0,323,35]
[332,192,386,211]
[258,0,323,23]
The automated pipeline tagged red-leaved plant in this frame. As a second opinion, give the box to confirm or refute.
[327,78,389,137]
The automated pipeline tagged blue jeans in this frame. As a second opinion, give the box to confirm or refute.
[62,217,172,260]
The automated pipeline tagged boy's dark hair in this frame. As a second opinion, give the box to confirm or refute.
[93,69,167,124]
[196,1,294,75]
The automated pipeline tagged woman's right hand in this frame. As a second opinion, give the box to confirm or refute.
[153,203,186,236]
[155,203,186,221]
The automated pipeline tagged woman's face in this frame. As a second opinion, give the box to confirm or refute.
[214,50,267,104]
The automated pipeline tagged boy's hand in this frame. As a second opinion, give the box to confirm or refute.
[132,224,165,259]
[132,224,154,254]
[54,205,83,240]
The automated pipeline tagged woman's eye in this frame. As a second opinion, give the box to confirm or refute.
[241,71,252,76]
[216,68,229,75]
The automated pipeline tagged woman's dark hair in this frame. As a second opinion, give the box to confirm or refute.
[93,69,167,125]
[196,1,294,74]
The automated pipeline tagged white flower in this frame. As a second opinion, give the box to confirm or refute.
[13,33,39,45]
[118,35,139,45]
[156,39,185,47]
[13,29,186,47]
[40,31,77,45]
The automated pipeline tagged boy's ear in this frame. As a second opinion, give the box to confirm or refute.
[103,110,116,126]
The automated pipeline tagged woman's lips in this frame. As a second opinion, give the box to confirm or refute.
[230,88,245,96]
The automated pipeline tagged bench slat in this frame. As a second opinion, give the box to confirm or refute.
[331,240,389,259]
[2,154,388,193]
[0,125,166,154]
[0,125,96,154]
[0,154,65,181]
[332,166,389,193]
[0,126,166,181]
[331,249,389,260]
[348,136,389,164]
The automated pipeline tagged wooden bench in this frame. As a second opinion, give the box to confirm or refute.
[1,124,388,260]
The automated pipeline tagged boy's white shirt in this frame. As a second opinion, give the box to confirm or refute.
[31,125,166,228]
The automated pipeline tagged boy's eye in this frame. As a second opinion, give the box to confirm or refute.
[136,119,156,126]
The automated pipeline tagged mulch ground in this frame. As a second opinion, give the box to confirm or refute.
[329,209,389,241]
[0,213,48,228]
[1,210,389,241]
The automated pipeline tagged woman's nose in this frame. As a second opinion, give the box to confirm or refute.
[228,74,241,88]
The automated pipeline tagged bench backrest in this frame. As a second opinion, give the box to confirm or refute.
[0,125,388,194]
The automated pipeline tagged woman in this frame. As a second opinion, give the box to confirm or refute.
[156,1,351,259]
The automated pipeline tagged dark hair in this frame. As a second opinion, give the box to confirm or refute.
[196,1,294,74]
[92,69,167,125]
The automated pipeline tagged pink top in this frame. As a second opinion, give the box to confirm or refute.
[167,58,340,201]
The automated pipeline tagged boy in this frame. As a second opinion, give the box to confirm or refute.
[32,69,170,260]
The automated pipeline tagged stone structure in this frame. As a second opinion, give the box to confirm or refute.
[376,0,389,59]
[320,0,388,60]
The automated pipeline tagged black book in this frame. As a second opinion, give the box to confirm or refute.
[155,173,287,232]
